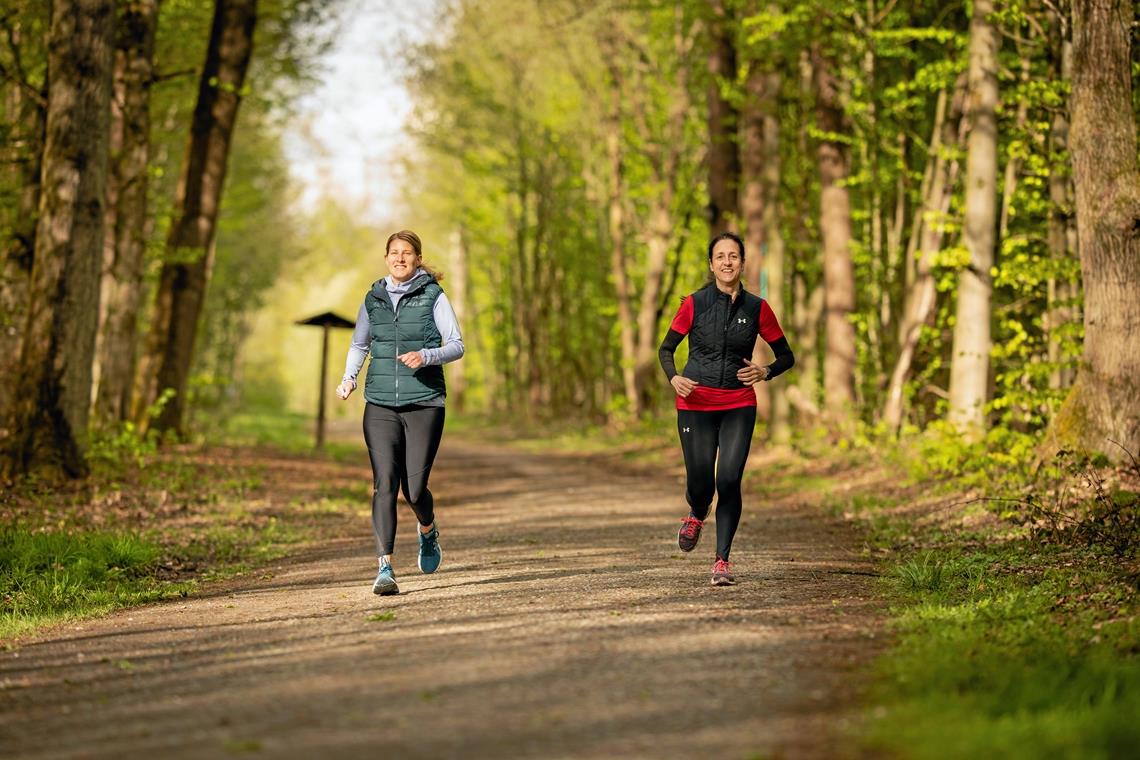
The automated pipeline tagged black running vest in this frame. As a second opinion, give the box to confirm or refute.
[680,284,764,389]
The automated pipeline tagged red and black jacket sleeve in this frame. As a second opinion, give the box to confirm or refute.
[759,300,794,380]
[658,296,693,381]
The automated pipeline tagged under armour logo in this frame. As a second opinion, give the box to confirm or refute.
[737,318,748,324]
[682,427,691,433]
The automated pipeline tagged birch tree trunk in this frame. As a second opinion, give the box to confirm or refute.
[948,0,999,436]
[93,0,158,424]
[1,0,113,480]
[137,0,256,435]
[1047,0,1140,462]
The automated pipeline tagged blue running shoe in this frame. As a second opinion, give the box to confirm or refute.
[418,526,442,574]
[372,561,399,595]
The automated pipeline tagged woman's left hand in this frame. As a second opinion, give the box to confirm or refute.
[737,359,769,386]
[398,351,425,369]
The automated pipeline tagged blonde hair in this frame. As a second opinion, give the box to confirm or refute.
[386,229,444,281]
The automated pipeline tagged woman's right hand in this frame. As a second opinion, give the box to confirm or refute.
[670,375,697,398]
[336,380,355,400]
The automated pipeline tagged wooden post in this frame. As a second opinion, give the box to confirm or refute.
[317,324,329,449]
[294,311,356,451]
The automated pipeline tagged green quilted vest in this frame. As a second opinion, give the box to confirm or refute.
[363,274,446,406]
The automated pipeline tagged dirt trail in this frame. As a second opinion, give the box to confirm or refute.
[0,435,883,759]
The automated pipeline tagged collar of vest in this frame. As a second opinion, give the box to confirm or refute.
[369,272,437,308]
[696,281,754,302]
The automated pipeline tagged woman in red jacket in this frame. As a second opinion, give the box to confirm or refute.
[658,232,795,586]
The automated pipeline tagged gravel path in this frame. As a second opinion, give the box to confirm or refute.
[0,436,883,759]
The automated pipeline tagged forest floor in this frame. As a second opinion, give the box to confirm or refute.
[0,421,886,759]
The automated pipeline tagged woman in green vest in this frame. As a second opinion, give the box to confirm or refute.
[336,230,465,595]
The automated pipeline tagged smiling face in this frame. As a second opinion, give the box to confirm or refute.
[709,238,744,289]
[385,238,422,283]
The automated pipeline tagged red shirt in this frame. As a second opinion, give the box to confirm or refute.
[667,294,785,412]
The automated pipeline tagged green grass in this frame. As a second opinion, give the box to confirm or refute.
[0,528,190,641]
[865,543,1139,759]
[1,514,308,643]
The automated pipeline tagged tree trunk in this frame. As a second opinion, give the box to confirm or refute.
[948,0,999,436]
[788,275,824,421]
[740,62,767,301]
[0,15,45,435]
[1046,16,1077,391]
[741,60,788,442]
[763,83,790,444]
[1,0,113,480]
[1047,0,1140,462]
[883,76,968,432]
[813,48,857,425]
[634,199,673,410]
[739,57,770,426]
[705,0,739,233]
[137,0,256,435]
[93,0,158,424]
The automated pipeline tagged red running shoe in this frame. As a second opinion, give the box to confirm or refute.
[678,516,703,552]
[711,558,736,586]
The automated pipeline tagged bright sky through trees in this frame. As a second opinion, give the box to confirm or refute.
[284,0,440,221]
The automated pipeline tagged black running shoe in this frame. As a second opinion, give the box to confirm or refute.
[678,516,704,552]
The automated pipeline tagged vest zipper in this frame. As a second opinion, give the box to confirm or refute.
[721,295,731,386]
[393,299,400,402]
[722,294,743,387]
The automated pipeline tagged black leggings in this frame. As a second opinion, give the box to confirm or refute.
[363,402,445,555]
[677,406,757,561]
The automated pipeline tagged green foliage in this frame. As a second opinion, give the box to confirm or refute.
[0,528,184,640]
[891,420,1041,491]
[88,421,159,472]
[398,0,709,420]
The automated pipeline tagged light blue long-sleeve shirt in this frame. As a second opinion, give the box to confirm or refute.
[341,270,465,392]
